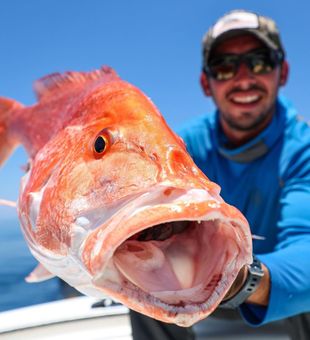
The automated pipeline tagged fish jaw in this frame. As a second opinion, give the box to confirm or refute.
[79,185,252,326]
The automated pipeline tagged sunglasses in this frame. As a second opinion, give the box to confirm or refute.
[204,48,284,81]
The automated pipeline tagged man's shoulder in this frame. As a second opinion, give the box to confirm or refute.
[280,100,310,178]
[283,102,310,149]
[286,115,310,142]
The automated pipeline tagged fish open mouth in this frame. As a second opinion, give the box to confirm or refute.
[82,186,251,323]
[113,218,243,306]
[130,220,190,241]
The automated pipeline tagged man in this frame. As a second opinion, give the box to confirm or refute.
[130,10,310,339]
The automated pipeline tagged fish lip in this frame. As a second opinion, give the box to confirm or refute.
[81,184,250,276]
[93,268,233,326]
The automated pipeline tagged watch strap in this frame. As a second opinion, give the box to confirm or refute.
[220,255,264,309]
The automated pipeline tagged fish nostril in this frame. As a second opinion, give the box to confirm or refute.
[167,147,194,176]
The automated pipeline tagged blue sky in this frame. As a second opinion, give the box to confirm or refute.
[1,0,310,213]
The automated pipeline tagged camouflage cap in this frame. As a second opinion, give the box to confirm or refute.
[202,10,285,66]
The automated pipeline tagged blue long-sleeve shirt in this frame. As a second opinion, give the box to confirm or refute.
[177,96,310,325]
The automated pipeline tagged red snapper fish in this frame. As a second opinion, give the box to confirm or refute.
[0,67,252,326]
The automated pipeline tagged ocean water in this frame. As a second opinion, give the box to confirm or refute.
[0,215,68,312]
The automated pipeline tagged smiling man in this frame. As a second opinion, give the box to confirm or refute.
[130,10,310,340]
[201,16,288,147]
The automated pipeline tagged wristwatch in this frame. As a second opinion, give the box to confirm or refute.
[220,255,264,309]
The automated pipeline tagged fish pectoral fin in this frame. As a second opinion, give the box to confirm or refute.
[26,263,55,282]
[0,199,17,208]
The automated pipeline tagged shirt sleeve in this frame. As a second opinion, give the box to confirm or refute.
[240,152,310,325]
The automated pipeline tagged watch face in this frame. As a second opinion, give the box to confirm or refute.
[250,256,264,276]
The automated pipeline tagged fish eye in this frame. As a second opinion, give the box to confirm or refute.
[94,135,108,155]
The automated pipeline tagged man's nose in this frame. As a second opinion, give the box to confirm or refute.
[233,62,256,89]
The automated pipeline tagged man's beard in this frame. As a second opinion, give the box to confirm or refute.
[220,84,276,132]
[220,109,273,132]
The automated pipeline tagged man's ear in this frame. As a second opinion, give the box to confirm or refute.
[200,72,212,96]
[280,60,289,86]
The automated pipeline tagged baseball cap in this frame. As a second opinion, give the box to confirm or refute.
[202,10,285,65]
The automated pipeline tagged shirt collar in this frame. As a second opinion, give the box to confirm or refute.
[213,98,287,163]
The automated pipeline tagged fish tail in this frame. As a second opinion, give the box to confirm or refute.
[0,97,22,166]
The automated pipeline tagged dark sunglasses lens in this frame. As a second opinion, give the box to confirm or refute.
[208,57,238,80]
[207,50,282,80]
[247,50,279,74]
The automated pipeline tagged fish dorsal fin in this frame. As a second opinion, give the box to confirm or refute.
[0,97,22,111]
[33,66,120,101]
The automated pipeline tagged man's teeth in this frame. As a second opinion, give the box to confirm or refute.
[232,95,260,104]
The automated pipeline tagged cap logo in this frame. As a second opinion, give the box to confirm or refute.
[212,11,259,38]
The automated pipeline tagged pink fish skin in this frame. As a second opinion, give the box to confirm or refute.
[0,66,252,326]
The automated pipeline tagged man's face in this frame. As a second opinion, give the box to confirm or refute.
[201,34,288,142]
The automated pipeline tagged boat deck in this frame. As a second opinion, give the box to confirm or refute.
[0,296,290,339]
